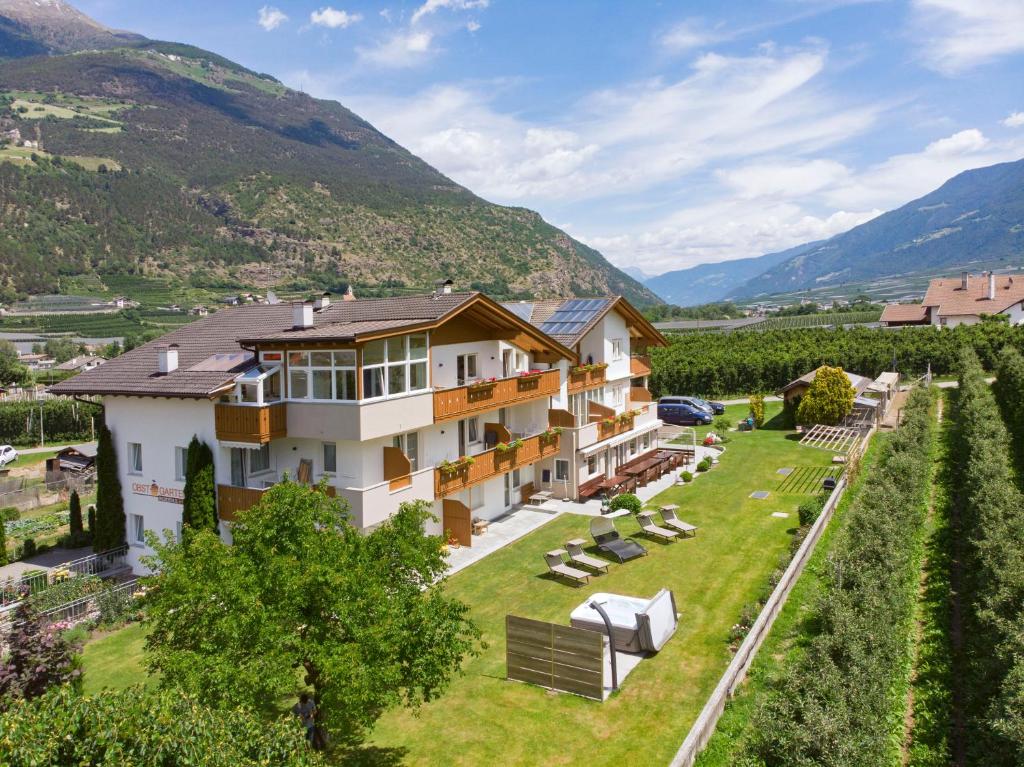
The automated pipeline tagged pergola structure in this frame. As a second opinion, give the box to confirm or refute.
[799,423,862,454]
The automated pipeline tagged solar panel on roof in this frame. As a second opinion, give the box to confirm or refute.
[538,298,607,337]
[505,303,534,322]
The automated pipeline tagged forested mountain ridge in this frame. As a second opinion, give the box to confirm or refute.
[0,2,657,305]
[726,158,1024,299]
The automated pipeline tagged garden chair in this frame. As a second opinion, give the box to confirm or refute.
[543,550,591,586]
[637,511,678,542]
[565,538,609,573]
[659,506,697,537]
[590,517,647,562]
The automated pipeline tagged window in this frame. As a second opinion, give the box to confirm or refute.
[555,459,570,482]
[587,455,598,475]
[127,442,142,474]
[288,349,356,401]
[174,446,188,482]
[323,442,337,474]
[130,513,145,546]
[611,339,624,361]
[249,444,271,474]
[642,432,650,450]
[629,438,637,455]
[362,335,428,399]
[456,353,477,386]
[392,432,419,472]
[458,418,479,455]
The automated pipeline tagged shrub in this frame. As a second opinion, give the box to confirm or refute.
[86,506,95,534]
[0,506,18,523]
[182,436,217,535]
[749,393,766,427]
[796,365,855,425]
[21,538,36,558]
[95,585,141,626]
[0,514,6,567]
[712,416,732,441]
[0,601,82,708]
[608,493,643,515]
[696,458,711,472]
[68,491,83,537]
[797,495,826,526]
[680,471,693,483]
[93,425,125,552]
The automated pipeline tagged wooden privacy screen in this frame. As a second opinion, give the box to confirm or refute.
[442,499,473,547]
[506,615,605,701]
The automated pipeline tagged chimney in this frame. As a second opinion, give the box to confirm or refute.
[961,271,969,290]
[342,284,356,301]
[292,301,314,329]
[314,291,331,311]
[435,278,454,295]
[988,272,996,300]
[157,343,179,374]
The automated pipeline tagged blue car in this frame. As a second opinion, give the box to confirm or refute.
[657,401,713,426]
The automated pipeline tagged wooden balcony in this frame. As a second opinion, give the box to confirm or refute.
[597,413,638,441]
[567,365,607,393]
[435,432,562,497]
[214,402,287,444]
[629,386,653,404]
[217,482,336,522]
[630,355,652,377]
[433,369,561,423]
[548,408,576,428]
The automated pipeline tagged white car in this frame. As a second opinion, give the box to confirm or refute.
[0,445,18,468]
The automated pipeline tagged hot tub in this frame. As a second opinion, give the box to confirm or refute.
[569,589,678,653]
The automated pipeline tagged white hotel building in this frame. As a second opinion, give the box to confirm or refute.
[52,289,666,573]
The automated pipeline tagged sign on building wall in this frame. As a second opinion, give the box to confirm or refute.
[131,481,184,505]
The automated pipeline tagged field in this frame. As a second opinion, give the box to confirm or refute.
[747,309,882,330]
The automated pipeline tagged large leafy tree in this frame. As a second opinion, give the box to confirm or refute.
[93,425,125,551]
[0,686,320,766]
[181,435,217,534]
[142,484,480,746]
[796,365,856,425]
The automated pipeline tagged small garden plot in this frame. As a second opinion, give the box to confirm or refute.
[776,465,844,493]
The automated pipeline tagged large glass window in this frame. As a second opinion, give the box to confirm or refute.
[127,442,143,474]
[361,334,428,400]
[174,446,188,482]
[323,442,337,474]
[288,349,357,401]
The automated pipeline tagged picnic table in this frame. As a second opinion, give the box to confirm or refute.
[529,490,554,505]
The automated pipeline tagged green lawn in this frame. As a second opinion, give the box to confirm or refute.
[366,402,835,766]
[3,449,57,471]
[80,622,156,695]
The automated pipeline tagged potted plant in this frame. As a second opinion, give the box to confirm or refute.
[539,426,562,442]
[467,377,498,390]
[495,438,524,453]
[438,456,475,474]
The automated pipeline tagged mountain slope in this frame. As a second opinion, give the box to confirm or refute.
[727,159,1024,299]
[0,0,141,57]
[645,242,819,306]
[0,2,657,306]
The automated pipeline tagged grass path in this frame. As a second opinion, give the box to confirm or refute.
[80,622,156,695]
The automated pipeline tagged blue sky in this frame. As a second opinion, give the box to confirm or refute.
[79,0,1024,276]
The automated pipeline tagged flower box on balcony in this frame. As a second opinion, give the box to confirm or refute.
[495,438,525,453]
[517,370,544,380]
[467,377,498,390]
[438,456,475,475]
[571,362,608,375]
[539,427,562,442]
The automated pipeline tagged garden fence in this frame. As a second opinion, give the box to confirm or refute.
[32,578,141,628]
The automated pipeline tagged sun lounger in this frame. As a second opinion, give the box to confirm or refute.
[590,517,647,563]
[544,550,591,586]
[637,511,678,542]
[659,506,697,537]
[565,538,609,573]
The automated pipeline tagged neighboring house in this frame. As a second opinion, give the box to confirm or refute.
[56,355,107,373]
[777,366,873,404]
[50,289,666,574]
[778,366,890,426]
[110,296,138,309]
[17,353,56,371]
[189,305,209,316]
[880,272,1024,328]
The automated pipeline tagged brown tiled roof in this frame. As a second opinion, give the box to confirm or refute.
[880,304,929,324]
[501,297,617,346]
[923,274,1024,317]
[50,303,297,398]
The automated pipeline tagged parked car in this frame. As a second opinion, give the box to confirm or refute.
[0,444,18,468]
[657,401,713,426]
[658,396,725,415]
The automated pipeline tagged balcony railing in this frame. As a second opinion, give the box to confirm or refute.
[629,386,653,404]
[630,355,652,377]
[432,369,561,423]
[434,432,561,497]
[567,365,607,393]
[214,402,287,444]
[217,482,336,522]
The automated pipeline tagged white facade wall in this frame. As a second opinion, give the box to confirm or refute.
[103,396,214,573]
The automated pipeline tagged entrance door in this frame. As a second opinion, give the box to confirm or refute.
[502,349,513,378]
[456,353,477,386]
[504,469,521,509]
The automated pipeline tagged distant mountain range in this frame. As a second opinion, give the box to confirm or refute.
[0,0,657,306]
[642,158,1024,306]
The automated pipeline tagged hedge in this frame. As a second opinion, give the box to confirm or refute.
[0,399,102,446]
[745,386,935,765]
[0,686,321,766]
[953,348,1024,764]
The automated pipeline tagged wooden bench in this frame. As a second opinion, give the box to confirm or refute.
[578,475,606,500]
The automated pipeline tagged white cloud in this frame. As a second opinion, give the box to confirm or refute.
[911,0,1024,74]
[411,0,488,25]
[466,20,481,33]
[658,19,726,52]
[257,5,288,31]
[310,7,363,29]
[1003,111,1024,128]
[357,31,435,68]
[717,159,852,199]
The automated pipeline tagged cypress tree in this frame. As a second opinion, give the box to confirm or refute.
[182,436,217,535]
[93,425,125,552]
[68,491,83,537]
[0,515,7,567]
[87,505,96,536]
